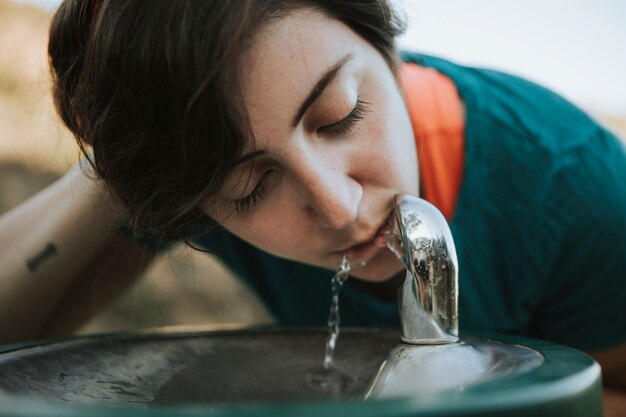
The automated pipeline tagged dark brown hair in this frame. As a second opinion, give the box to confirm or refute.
[48,0,405,243]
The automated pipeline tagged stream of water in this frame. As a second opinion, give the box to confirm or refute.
[323,219,404,370]
[323,256,352,369]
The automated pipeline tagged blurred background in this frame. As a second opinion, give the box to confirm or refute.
[1,0,625,335]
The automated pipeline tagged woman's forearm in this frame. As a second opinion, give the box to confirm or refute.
[0,166,127,343]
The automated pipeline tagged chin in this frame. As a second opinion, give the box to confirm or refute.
[348,249,404,282]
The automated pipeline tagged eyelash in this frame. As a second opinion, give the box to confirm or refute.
[232,180,268,214]
[232,98,369,214]
[322,97,369,136]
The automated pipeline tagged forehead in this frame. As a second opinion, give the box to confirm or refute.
[239,10,369,130]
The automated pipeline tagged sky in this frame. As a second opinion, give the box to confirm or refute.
[395,0,626,116]
[17,0,626,115]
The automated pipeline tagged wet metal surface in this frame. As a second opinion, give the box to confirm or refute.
[0,328,544,407]
[0,329,398,406]
[366,338,543,399]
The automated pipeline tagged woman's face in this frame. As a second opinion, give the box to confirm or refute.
[213,9,418,281]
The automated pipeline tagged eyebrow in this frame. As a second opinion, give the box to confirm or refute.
[291,53,354,128]
[233,53,355,167]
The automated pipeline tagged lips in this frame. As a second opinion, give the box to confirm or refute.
[336,212,392,262]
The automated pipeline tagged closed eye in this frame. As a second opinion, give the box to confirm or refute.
[232,182,266,214]
[231,171,274,214]
[320,97,369,136]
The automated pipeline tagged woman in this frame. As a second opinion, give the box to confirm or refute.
[0,0,625,409]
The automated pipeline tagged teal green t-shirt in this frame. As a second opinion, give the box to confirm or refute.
[194,53,626,351]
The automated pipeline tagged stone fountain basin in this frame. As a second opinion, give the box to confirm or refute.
[0,325,602,417]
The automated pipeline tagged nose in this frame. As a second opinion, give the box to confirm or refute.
[294,154,362,230]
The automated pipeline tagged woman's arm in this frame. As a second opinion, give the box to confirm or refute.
[36,231,155,339]
[0,165,150,343]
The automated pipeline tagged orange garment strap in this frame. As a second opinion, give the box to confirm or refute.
[398,63,465,221]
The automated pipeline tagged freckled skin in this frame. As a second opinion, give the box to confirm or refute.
[215,10,419,281]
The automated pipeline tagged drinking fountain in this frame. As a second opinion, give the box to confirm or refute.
[0,195,603,416]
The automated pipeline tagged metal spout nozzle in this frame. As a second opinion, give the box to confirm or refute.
[391,194,459,344]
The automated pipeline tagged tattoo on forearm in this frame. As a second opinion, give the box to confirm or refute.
[26,243,58,272]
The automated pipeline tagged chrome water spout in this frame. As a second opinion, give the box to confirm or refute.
[389,194,459,344]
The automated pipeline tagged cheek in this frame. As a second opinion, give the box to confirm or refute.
[358,93,417,189]
[383,84,418,188]
[222,199,311,259]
